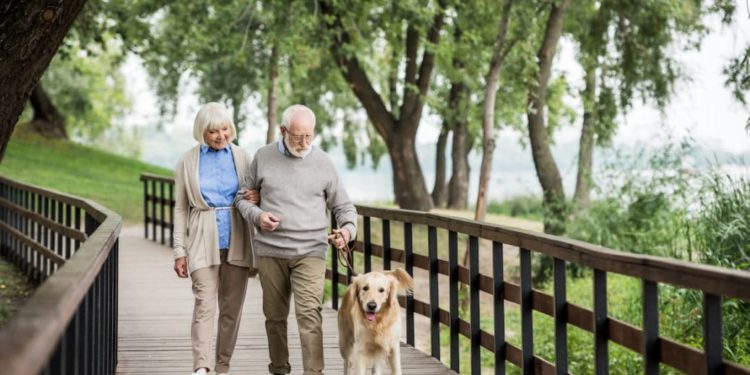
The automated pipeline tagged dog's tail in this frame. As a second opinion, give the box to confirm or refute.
[389,268,414,296]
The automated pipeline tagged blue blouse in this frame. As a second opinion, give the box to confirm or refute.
[199,145,238,249]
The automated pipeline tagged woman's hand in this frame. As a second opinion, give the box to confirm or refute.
[174,256,188,278]
[243,189,260,204]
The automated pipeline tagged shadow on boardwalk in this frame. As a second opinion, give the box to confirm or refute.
[116,225,453,375]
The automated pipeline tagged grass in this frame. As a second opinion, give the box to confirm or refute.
[0,125,171,223]
[0,257,34,328]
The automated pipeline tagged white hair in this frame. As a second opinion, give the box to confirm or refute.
[193,102,237,144]
[281,104,316,128]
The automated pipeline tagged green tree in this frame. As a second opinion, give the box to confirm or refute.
[318,0,447,211]
[123,0,351,146]
[570,0,728,207]
[35,39,130,142]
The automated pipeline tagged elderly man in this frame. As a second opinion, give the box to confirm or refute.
[236,104,357,375]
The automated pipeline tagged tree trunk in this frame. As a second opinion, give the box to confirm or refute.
[461,0,515,270]
[432,126,449,207]
[574,65,596,207]
[0,0,87,161]
[29,83,68,139]
[446,77,470,209]
[266,43,279,144]
[526,0,572,236]
[473,0,514,224]
[389,129,434,211]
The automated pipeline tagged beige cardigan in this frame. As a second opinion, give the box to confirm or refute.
[173,144,255,273]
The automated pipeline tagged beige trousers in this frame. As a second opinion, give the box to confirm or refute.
[190,251,249,373]
[258,256,326,375]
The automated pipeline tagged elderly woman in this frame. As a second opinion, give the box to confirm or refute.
[173,102,257,375]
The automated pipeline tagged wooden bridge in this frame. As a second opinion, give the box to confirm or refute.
[0,174,749,374]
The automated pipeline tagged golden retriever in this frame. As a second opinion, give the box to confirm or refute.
[338,268,414,375]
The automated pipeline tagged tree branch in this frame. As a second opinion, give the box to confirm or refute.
[318,0,395,140]
[400,1,446,128]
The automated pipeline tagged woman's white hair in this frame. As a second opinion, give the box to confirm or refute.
[281,104,316,128]
[193,102,237,144]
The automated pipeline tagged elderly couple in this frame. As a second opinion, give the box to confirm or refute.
[172,103,357,375]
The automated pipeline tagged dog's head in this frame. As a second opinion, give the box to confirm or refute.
[350,268,413,322]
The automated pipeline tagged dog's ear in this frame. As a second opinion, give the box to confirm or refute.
[343,277,360,305]
[387,268,413,296]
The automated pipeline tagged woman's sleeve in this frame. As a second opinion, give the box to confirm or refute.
[173,158,189,259]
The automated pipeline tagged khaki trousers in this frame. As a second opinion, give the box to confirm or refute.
[190,251,249,373]
[258,256,326,375]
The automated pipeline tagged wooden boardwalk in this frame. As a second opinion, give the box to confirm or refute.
[116,225,454,374]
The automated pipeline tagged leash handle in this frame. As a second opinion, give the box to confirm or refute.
[332,229,357,276]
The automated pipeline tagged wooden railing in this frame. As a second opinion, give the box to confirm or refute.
[0,176,121,374]
[140,173,750,374]
[141,173,174,247]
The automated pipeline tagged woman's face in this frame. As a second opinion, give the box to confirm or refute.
[203,125,231,150]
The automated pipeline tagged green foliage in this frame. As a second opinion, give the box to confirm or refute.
[42,39,131,141]
[724,43,750,105]
[695,174,750,270]
[0,128,170,223]
[567,141,695,258]
[565,139,750,366]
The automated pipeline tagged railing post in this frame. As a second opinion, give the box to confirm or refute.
[150,180,157,241]
[704,292,723,374]
[520,248,533,375]
[330,215,338,310]
[404,222,414,346]
[554,258,568,375]
[642,280,659,374]
[449,230,459,372]
[428,225,439,360]
[493,241,505,375]
[382,219,390,270]
[113,240,120,371]
[143,178,148,239]
[169,183,174,248]
[594,269,608,374]
[160,181,165,245]
[470,236,481,374]
[364,216,371,273]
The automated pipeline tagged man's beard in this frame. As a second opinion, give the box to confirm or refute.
[285,138,308,157]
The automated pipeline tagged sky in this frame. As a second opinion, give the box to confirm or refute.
[120,10,750,202]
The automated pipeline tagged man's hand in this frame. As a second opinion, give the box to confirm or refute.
[243,189,260,204]
[328,228,351,249]
[259,212,281,231]
[174,256,188,278]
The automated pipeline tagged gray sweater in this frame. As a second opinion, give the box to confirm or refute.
[235,143,357,259]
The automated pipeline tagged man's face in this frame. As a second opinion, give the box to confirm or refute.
[282,111,315,157]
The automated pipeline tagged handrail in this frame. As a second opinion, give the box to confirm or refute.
[0,176,121,374]
[354,206,750,301]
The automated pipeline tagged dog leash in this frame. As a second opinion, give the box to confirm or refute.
[332,230,358,276]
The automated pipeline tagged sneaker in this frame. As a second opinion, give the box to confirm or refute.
[192,369,208,375]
